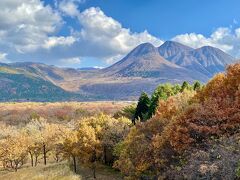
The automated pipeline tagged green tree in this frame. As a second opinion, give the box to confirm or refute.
[172,84,181,94]
[114,104,136,120]
[147,93,160,119]
[133,92,150,124]
[146,84,181,120]
[181,81,191,92]
[193,81,201,91]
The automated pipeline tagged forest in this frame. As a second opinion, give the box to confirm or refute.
[0,63,239,179]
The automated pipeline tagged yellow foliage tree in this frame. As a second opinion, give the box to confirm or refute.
[0,133,28,171]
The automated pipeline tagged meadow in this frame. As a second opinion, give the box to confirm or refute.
[0,101,131,125]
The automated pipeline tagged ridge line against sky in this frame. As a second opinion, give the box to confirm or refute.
[0,0,240,68]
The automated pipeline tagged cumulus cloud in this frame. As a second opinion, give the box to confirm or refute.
[75,7,163,63]
[43,36,76,49]
[172,27,240,58]
[0,1,163,66]
[58,0,82,17]
[0,0,63,53]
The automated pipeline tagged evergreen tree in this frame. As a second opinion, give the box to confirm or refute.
[133,92,150,124]
[193,81,201,91]
[146,83,182,120]
[147,93,160,119]
[181,81,190,92]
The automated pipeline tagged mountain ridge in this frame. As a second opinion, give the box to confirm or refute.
[0,41,237,101]
[158,41,235,77]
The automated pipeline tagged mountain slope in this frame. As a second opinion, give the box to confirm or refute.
[0,65,81,101]
[103,43,208,82]
[158,41,235,77]
[192,46,235,74]
[10,62,82,83]
[158,40,194,59]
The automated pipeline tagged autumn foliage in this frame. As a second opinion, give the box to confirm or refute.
[115,63,240,178]
[114,90,196,177]
[0,114,131,176]
[170,63,240,151]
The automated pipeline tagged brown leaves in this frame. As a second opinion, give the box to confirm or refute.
[170,63,240,151]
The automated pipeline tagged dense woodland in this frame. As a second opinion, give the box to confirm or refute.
[0,63,240,179]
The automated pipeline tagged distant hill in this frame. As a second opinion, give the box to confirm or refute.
[0,64,86,101]
[0,41,237,101]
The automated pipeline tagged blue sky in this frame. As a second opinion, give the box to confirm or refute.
[63,0,240,38]
[0,0,240,68]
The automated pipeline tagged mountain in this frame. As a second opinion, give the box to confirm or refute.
[158,41,235,77]
[103,43,208,82]
[0,41,236,101]
[158,41,194,59]
[0,64,88,101]
[191,46,235,74]
[10,62,81,82]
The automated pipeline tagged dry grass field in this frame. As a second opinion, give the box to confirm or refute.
[0,101,133,126]
[0,162,122,180]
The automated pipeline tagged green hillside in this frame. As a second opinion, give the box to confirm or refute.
[0,67,80,101]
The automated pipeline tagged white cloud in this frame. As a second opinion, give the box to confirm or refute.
[93,66,104,69]
[58,0,82,17]
[0,52,7,62]
[235,28,240,38]
[172,27,240,58]
[0,2,164,66]
[74,7,163,63]
[60,57,81,65]
[43,36,76,49]
[0,0,62,53]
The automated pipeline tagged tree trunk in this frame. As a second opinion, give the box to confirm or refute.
[29,152,34,167]
[92,150,97,179]
[14,161,18,172]
[55,154,59,163]
[72,155,77,173]
[132,118,136,125]
[34,155,38,166]
[103,145,107,164]
[43,144,47,165]
[10,160,13,169]
[93,163,96,179]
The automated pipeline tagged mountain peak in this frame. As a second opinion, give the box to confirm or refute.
[196,46,234,59]
[160,41,193,50]
[198,45,218,51]
[128,42,158,57]
[158,41,193,59]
